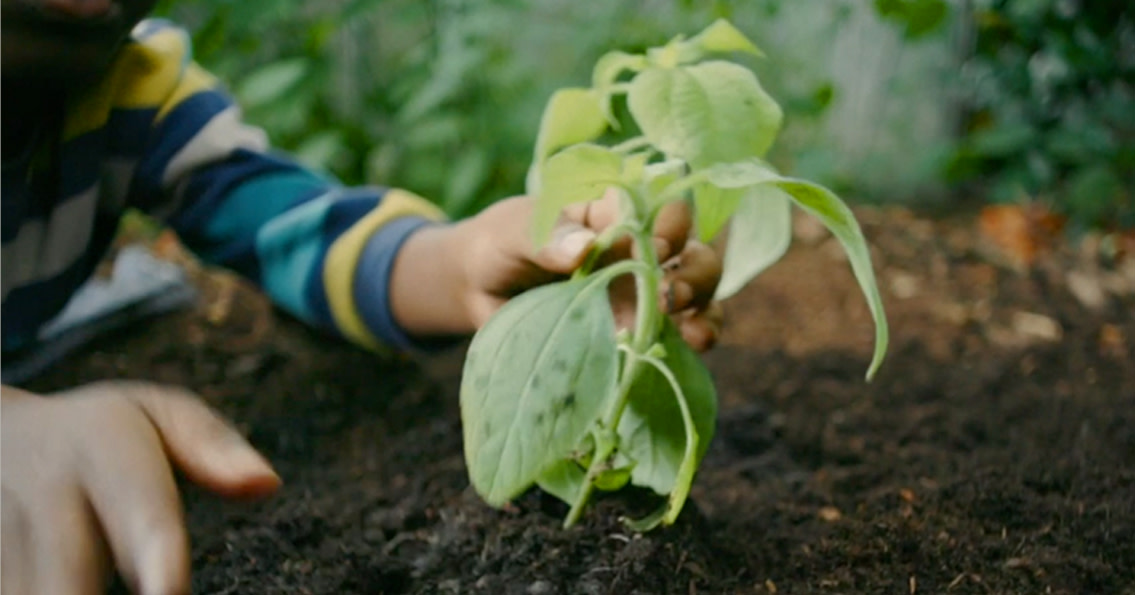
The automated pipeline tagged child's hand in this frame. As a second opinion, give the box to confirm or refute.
[1,382,280,595]
[391,191,724,351]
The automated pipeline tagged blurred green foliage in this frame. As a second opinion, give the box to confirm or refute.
[152,0,1132,230]
[154,0,769,218]
[948,0,1134,230]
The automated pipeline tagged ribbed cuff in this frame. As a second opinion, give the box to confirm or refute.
[352,217,466,353]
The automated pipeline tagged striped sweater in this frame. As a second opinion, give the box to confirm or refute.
[1,19,447,355]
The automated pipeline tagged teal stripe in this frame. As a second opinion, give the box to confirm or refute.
[254,193,336,322]
[201,170,329,246]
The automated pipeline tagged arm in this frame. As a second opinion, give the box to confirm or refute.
[121,21,447,352]
[118,20,723,353]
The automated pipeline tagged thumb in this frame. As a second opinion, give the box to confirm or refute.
[532,221,597,274]
[121,383,282,499]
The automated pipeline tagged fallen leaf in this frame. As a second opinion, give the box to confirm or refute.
[978,204,1065,269]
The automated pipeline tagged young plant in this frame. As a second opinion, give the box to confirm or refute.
[459,19,889,530]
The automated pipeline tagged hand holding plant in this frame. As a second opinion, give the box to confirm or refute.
[458,19,890,530]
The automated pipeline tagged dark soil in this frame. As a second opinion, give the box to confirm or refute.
[24,207,1135,594]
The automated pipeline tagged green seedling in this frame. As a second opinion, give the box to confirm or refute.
[459,19,889,530]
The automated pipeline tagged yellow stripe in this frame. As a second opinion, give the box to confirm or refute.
[113,28,188,109]
[322,189,447,351]
[156,64,219,121]
[64,27,190,140]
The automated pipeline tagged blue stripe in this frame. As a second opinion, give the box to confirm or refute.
[353,216,459,351]
[297,189,387,329]
[254,195,334,325]
[1,210,119,352]
[167,149,304,243]
[105,107,158,157]
[57,129,106,199]
[128,90,233,210]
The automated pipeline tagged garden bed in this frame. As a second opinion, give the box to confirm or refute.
[27,206,1134,594]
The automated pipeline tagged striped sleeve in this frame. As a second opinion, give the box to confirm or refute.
[114,19,448,351]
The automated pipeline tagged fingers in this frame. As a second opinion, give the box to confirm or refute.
[28,489,110,595]
[475,195,596,275]
[80,383,279,595]
[2,487,35,595]
[660,240,723,313]
[650,200,692,260]
[75,393,190,595]
[563,191,692,263]
[676,302,724,353]
[121,383,281,500]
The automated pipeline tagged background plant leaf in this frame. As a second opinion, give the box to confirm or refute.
[236,57,310,109]
[461,279,618,507]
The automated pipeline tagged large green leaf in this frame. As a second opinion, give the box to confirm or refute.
[714,184,793,300]
[461,279,618,506]
[532,144,623,248]
[627,61,783,168]
[616,320,717,496]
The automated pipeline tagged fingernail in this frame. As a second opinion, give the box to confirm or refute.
[659,281,693,313]
[558,229,596,259]
[222,444,277,479]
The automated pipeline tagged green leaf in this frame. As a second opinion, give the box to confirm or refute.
[714,185,793,300]
[593,50,648,126]
[693,184,745,242]
[968,122,1036,158]
[622,504,667,532]
[692,158,782,242]
[701,158,780,188]
[765,178,889,380]
[627,61,783,168]
[593,51,648,90]
[688,18,764,57]
[443,148,491,217]
[644,159,688,210]
[594,465,634,491]
[532,144,623,248]
[537,459,586,504]
[461,278,619,507]
[616,320,717,497]
[292,130,345,173]
[533,88,609,163]
[237,58,310,109]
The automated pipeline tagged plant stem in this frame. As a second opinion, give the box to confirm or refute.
[563,225,662,528]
